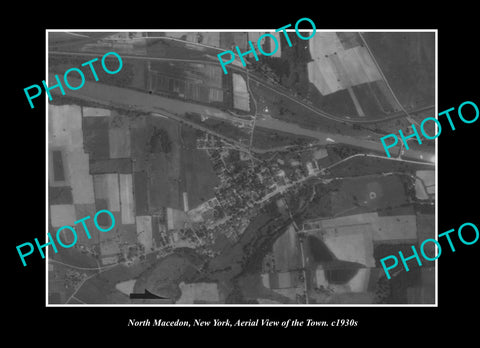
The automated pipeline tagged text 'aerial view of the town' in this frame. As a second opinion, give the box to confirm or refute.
[47,30,435,305]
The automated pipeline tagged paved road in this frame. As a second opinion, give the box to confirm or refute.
[49,74,434,163]
[50,50,435,125]
[255,117,434,162]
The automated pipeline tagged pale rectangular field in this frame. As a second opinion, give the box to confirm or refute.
[182,192,189,212]
[82,107,111,117]
[322,224,376,267]
[50,204,76,228]
[338,46,382,85]
[307,32,383,96]
[328,53,352,89]
[310,32,344,55]
[49,104,83,149]
[271,224,302,272]
[93,173,120,212]
[119,174,135,224]
[136,215,153,252]
[307,32,344,95]
[106,174,121,212]
[67,151,95,204]
[232,73,250,111]
[307,56,341,95]
[177,282,220,304]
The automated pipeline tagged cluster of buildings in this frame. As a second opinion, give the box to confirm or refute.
[49,101,321,272]
[189,134,330,254]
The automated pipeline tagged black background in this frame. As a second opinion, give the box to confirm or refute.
[7,3,479,339]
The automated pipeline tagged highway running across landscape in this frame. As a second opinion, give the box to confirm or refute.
[48,73,434,164]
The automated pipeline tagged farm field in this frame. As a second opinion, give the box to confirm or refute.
[362,32,435,110]
[148,60,228,108]
[254,31,434,121]
[270,225,302,272]
[49,186,73,205]
[83,117,110,159]
[131,114,183,211]
[330,174,412,216]
[130,114,219,213]
[46,31,436,305]
[250,79,377,139]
